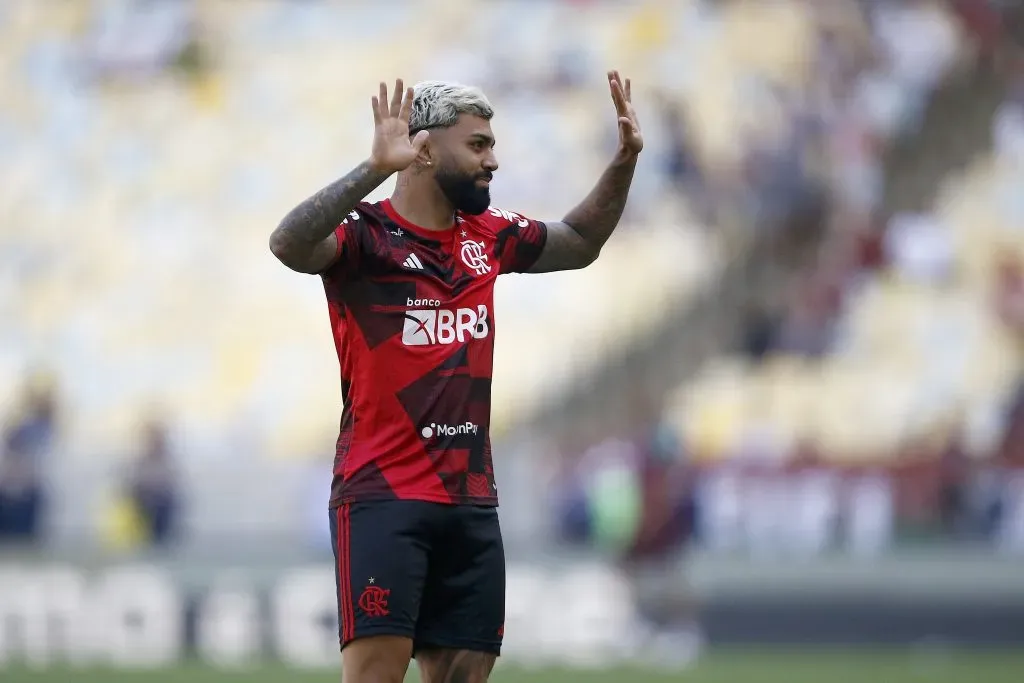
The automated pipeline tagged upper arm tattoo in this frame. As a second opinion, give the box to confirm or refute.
[530,155,637,273]
[529,221,596,273]
[269,160,389,273]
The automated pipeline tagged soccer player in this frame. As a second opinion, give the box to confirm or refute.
[269,71,643,683]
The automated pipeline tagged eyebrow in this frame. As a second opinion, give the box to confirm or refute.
[468,133,495,146]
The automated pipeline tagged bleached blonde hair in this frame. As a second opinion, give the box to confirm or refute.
[409,81,494,133]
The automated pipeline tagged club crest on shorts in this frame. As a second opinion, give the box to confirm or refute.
[358,579,391,617]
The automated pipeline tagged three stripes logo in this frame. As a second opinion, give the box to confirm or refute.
[403,253,424,270]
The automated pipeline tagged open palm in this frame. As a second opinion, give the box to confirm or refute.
[370,79,429,174]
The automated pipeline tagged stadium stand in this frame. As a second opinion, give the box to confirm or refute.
[1,0,839,457]
[4,2,1019,552]
[667,4,1024,465]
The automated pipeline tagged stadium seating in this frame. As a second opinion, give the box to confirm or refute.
[4,0,936,460]
[0,0,720,457]
[656,0,1024,465]
[670,146,1024,463]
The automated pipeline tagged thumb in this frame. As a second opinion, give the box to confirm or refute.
[412,130,430,151]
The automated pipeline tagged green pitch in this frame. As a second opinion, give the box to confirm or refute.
[4,649,1024,683]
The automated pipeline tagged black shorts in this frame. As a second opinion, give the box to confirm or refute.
[329,500,505,655]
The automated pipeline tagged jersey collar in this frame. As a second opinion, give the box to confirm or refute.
[381,199,456,239]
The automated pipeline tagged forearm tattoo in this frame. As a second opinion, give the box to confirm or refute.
[270,160,389,263]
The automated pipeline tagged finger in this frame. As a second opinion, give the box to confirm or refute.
[390,78,404,118]
[625,78,632,102]
[411,129,430,151]
[610,79,628,116]
[399,86,414,122]
[625,100,640,126]
[371,96,382,125]
[379,82,389,118]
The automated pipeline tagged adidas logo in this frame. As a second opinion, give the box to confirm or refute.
[403,253,424,270]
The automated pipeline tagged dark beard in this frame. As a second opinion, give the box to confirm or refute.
[436,166,491,215]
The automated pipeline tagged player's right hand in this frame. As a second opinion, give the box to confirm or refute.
[369,79,429,174]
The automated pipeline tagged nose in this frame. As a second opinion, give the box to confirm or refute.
[483,150,498,172]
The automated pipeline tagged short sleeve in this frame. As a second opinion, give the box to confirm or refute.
[319,203,373,280]
[490,208,548,274]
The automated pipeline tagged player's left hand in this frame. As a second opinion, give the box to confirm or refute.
[608,70,643,157]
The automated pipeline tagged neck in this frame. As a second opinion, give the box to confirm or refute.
[390,171,456,231]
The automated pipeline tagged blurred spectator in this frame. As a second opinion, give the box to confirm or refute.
[0,454,46,543]
[578,434,642,556]
[657,95,708,217]
[951,0,1006,62]
[867,0,961,135]
[3,378,59,462]
[0,378,59,544]
[626,419,694,564]
[829,109,884,213]
[87,0,200,81]
[937,427,972,538]
[555,458,592,546]
[551,393,703,661]
[741,302,779,361]
[622,405,703,667]
[883,211,955,285]
[996,385,1024,467]
[993,254,1024,474]
[770,275,839,358]
[994,254,1024,334]
[846,211,888,271]
[125,418,180,547]
[993,75,1024,164]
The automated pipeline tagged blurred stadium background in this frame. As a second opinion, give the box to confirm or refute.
[2,0,1024,681]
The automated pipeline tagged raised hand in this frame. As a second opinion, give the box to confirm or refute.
[369,79,430,174]
[608,71,643,157]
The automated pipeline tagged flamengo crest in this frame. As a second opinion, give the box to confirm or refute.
[459,238,491,275]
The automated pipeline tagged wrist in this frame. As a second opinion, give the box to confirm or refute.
[611,148,640,167]
[366,156,398,177]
